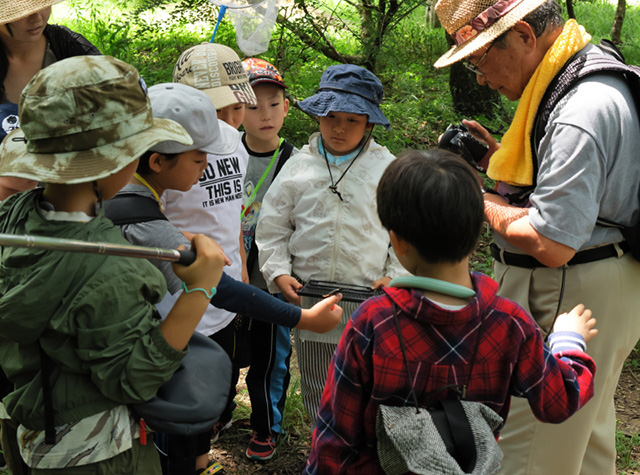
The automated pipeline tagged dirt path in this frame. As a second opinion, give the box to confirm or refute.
[210,347,640,474]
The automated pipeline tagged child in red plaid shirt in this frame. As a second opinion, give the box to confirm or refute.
[304,149,598,474]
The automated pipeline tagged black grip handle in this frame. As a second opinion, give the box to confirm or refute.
[177,250,196,266]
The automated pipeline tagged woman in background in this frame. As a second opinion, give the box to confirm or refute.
[0,0,100,105]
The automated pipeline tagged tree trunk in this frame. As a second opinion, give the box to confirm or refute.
[449,63,503,117]
[425,0,440,28]
[610,0,626,44]
[444,33,503,118]
[566,0,575,19]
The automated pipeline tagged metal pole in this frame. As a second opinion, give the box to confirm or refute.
[0,234,196,265]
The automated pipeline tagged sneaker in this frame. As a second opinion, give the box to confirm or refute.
[245,431,276,461]
[196,461,224,475]
[211,419,233,443]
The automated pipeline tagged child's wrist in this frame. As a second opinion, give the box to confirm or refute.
[181,281,217,299]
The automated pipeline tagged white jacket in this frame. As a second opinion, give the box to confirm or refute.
[256,133,405,342]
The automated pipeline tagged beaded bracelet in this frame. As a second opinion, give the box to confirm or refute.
[181,281,217,299]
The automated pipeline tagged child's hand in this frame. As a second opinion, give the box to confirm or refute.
[372,277,391,289]
[274,274,302,305]
[553,304,598,343]
[182,230,231,266]
[172,234,225,292]
[297,294,343,333]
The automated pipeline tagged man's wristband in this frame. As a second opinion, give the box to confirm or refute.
[181,281,217,299]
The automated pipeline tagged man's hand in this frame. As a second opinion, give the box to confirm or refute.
[462,119,501,171]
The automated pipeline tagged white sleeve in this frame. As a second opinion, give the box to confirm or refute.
[255,170,296,294]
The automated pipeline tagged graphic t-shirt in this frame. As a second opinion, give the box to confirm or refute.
[160,130,248,336]
[241,134,297,288]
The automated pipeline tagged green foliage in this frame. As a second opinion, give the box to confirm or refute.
[573,0,640,64]
[616,427,640,472]
[623,340,640,370]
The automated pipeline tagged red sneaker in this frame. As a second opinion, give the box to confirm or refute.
[245,431,276,461]
[211,419,232,443]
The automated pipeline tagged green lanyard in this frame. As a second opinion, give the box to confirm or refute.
[134,172,162,207]
[241,137,284,218]
[389,275,476,298]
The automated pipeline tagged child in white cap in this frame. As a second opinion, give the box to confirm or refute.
[161,43,258,449]
[106,81,342,475]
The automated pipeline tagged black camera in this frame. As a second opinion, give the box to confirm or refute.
[438,123,488,169]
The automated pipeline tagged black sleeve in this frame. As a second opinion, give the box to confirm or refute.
[45,24,101,59]
[211,272,301,327]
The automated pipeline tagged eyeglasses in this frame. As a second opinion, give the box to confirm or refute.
[463,42,495,75]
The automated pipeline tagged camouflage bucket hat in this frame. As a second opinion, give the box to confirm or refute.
[0,55,192,184]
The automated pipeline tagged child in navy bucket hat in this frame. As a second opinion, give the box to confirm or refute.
[298,64,391,130]
[256,64,406,426]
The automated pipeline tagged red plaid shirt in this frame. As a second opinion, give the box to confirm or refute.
[304,272,595,474]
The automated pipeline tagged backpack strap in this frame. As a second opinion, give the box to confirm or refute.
[272,140,295,177]
[530,41,640,243]
[246,141,295,277]
[532,41,640,183]
[102,193,167,226]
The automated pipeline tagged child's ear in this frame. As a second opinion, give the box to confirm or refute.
[283,97,289,116]
[389,230,410,256]
[148,152,164,174]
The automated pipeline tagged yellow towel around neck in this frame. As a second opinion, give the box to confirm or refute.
[486,20,591,186]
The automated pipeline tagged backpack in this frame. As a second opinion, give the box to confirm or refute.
[532,39,640,261]
[375,302,503,475]
[102,192,232,436]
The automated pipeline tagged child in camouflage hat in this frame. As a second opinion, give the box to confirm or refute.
[0,55,226,473]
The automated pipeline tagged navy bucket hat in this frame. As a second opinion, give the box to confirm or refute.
[299,64,391,130]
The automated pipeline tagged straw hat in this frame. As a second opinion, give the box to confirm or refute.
[434,0,548,68]
[0,0,65,25]
[0,55,192,184]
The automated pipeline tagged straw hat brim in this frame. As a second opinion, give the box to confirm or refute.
[0,0,65,25]
[0,118,192,184]
[434,0,548,68]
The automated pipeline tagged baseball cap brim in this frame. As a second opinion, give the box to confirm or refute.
[249,78,288,89]
[0,118,192,184]
[205,120,240,156]
[202,85,257,110]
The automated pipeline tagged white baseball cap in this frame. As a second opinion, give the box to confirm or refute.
[148,83,237,156]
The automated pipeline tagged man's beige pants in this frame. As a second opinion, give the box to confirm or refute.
[495,253,640,475]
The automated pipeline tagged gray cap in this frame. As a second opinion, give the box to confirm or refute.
[148,83,224,155]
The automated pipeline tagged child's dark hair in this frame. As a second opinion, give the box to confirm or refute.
[136,150,179,176]
[252,82,287,100]
[377,149,484,263]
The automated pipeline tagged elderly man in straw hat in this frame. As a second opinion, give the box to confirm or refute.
[433,0,640,474]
